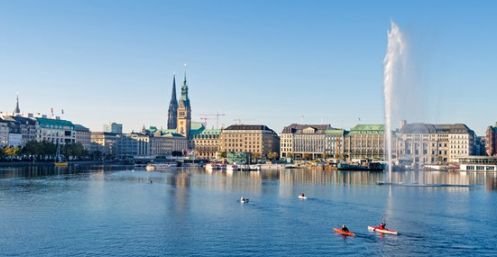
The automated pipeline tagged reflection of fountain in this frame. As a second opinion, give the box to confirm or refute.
[383,20,405,182]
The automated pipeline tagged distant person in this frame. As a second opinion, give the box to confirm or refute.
[380,221,386,230]
[342,224,349,232]
[240,196,245,202]
[301,193,305,197]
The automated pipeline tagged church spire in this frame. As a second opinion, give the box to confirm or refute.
[167,74,178,130]
[13,93,20,115]
[170,74,177,104]
[181,63,190,108]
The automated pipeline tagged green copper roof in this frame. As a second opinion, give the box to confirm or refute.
[349,124,385,135]
[198,129,221,136]
[325,129,348,136]
[36,118,74,129]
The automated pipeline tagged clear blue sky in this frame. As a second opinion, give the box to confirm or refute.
[1,0,496,135]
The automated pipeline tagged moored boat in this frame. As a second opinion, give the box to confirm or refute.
[368,226,398,235]
[146,163,169,171]
[333,228,355,236]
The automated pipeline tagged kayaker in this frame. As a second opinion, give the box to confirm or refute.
[342,224,349,232]
[240,196,245,202]
[301,193,305,197]
[380,221,386,230]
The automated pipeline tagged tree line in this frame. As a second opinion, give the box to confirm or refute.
[0,141,91,161]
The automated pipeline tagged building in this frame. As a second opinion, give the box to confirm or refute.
[75,124,92,150]
[0,118,8,146]
[167,75,178,130]
[177,68,192,147]
[103,122,123,134]
[1,116,37,146]
[344,124,386,161]
[90,132,118,155]
[280,124,331,160]
[325,129,348,159]
[395,121,476,165]
[192,129,221,159]
[143,126,188,156]
[36,117,76,145]
[485,122,497,156]
[115,133,150,157]
[220,124,280,159]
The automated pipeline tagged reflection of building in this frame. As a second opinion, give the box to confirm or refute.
[396,121,476,165]
[221,125,280,158]
[485,122,497,156]
[280,124,330,159]
[344,124,386,161]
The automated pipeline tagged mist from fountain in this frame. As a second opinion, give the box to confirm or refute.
[383,21,405,182]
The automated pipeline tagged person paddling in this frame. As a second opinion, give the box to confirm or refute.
[379,221,386,230]
[342,224,349,232]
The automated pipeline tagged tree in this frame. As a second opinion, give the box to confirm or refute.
[218,151,227,158]
[4,146,20,159]
[267,152,279,161]
[303,153,312,160]
[286,153,294,159]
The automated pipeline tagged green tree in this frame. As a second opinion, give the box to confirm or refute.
[286,152,294,159]
[303,153,312,160]
[218,151,227,158]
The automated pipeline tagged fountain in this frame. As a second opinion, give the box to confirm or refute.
[383,20,404,182]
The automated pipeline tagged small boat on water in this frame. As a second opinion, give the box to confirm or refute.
[368,226,398,235]
[146,163,169,171]
[334,228,355,236]
[239,196,249,203]
[298,194,307,200]
[54,144,68,167]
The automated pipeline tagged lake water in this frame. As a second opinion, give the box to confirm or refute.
[1,165,497,256]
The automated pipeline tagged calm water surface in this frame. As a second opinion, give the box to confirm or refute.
[1,165,497,256]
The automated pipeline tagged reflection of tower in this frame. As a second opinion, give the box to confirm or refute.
[167,75,178,130]
[177,64,192,148]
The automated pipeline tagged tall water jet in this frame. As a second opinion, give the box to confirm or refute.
[383,21,405,181]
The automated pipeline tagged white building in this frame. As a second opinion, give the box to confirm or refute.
[75,124,92,150]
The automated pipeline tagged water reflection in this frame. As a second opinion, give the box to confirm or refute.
[2,165,497,192]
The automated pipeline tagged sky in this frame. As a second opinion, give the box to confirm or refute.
[1,0,496,136]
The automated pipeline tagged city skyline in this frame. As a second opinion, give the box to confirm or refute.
[1,1,496,135]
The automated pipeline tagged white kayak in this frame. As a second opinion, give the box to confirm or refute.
[298,195,307,200]
[368,226,398,235]
[240,198,249,203]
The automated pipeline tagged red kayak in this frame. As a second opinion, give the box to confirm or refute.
[334,228,355,236]
[368,226,398,235]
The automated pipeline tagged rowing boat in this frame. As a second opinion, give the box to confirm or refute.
[333,228,355,236]
[368,226,398,235]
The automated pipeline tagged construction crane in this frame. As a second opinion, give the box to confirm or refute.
[233,118,254,125]
[199,112,225,129]
[200,117,215,128]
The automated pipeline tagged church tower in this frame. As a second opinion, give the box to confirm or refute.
[167,75,178,129]
[177,64,192,144]
[13,93,20,115]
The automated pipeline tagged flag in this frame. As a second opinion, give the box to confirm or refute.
[62,109,64,115]
[51,108,53,115]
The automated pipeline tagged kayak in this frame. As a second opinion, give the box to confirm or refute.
[368,226,398,235]
[334,228,355,236]
[298,195,307,200]
[240,198,249,203]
